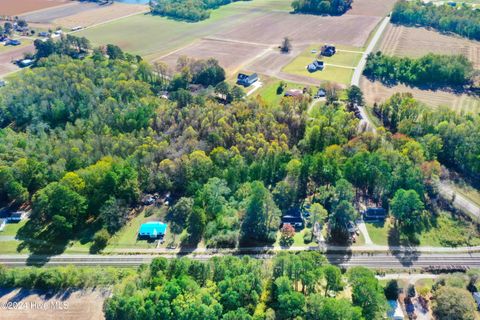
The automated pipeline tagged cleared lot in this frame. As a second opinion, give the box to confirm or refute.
[377,24,480,68]
[160,38,269,74]
[0,289,109,320]
[346,0,398,17]
[361,77,480,114]
[20,2,99,24]
[0,0,69,16]
[363,23,480,113]
[54,3,148,29]
[213,12,381,47]
[0,44,35,77]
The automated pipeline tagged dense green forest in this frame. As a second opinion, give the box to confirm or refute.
[104,253,387,320]
[391,0,480,41]
[150,0,250,22]
[363,52,474,88]
[291,0,353,15]
[0,35,473,252]
[373,93,480,186]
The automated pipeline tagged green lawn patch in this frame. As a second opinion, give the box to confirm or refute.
[255,77,309,106]
[0,241,28,254]
[1,220,27,236]
[106,206,168,250]
[281,44,361,85]
[365,218,393,246]
[365,212,480,247]
[282,56,355,85]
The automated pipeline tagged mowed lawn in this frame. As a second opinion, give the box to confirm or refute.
[78,0,291,61]
[282,45,361,85]
[106,206,169,250]
[255,76,312,105]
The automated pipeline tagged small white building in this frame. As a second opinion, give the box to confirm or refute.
[0,219,6,231]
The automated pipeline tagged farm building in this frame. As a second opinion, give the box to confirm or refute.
[138,221,167,240]
[237,73,258,87]
[321,45,336,57]
[363,207,387,221]
[307,60,324,72]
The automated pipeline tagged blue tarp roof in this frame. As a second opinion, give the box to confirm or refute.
[139,221,167,237]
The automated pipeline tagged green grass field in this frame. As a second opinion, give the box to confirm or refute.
[1,220,27,236]
[255,77,309,105]
[78,0,291,61]
[106,206,170,250]
[365,213,480,247]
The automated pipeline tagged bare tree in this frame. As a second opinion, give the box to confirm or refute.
[280,37,292,53]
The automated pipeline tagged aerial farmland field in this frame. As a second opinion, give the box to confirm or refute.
[361,22,480,113]
[0,0,69,16]
[77,0,397,85]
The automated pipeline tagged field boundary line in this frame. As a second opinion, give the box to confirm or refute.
[202,36,271,48]
[69,8,150,35]
[324,63,356,69]
[151,39,203,62]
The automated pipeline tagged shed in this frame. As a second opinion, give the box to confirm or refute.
[0,219,6,231]
[138,221,167,240]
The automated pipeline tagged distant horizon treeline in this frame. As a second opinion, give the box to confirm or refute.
[363,52,474,88]
[391,0,480,41]
[150,0,250,22]
[291,0,353,15]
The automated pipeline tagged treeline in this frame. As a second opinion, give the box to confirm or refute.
[291,0,353,15]
[0,265,134,291]
[364,52,474,87]
[150,0,250,22]
[105,252,388,320]
[391,0,480,41]
[373,93,480,185]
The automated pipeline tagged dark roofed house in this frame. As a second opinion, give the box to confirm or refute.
[307,60,324,72]
[321,45,336,57]
[237,73,258,87]
[363,207,387,221]
[282,207,304,230]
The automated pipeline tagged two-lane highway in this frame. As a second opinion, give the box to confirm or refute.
[1,252,479,268]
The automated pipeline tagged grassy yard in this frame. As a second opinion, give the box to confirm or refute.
[365,213,480,247]
[106,206,169,250]
[450,182,480,207]
[1,220,27,236]
[275,227,314,247]
[78,0,290,61]
[0,38,33,54]
[0,241,29,254]
[255,76,310,106]
[281,44,361,85]
[282,57,354,85]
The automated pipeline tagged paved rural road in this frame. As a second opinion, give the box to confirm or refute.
[351,15,390,87]
[438,182,480,222]
[1,252,480,268]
